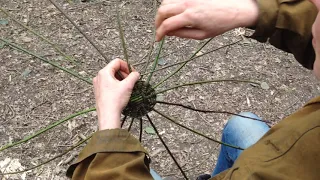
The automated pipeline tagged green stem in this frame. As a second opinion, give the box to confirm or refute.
[130,79,259,102]
[47,0,109,63]
[153,109,244,150]
[0,38,92,84]
[128,118,134,132]
[155,79,259,95]
[139,118,143,142]
[140,0,158,75]
[0,135,92,175]
[152,38,213,89]
[146,114,188,179]
[121,116,128,128]
[146,38,165,84]
[141,39,242,76]
[116,7,131,72]
[0,107,95,152]
[0,7,78,64]
[156,101,270,123]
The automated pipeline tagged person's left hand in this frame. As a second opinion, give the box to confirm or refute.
[93,59,140,130]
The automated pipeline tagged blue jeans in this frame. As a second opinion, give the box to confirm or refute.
[150,112,269,179]
[212,112,270,176]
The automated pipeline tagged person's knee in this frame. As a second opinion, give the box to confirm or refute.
[222,112,269,148]
[225,112,260,131]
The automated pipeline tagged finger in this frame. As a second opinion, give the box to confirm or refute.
[155,3,186,29]
[106,59,129,79]
[122,72,140,89]
[167,28,209,40]
[156,12,193,41]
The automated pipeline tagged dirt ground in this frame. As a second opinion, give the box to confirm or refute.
[1,0,320,179]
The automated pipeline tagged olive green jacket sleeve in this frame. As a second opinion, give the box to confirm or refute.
[66,129,153,180]
[251,0,317,69]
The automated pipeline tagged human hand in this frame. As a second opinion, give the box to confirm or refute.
[155,0,259,41]
[93,59,140,130]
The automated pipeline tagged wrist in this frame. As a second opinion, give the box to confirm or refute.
[98,111,121,130]
[236,0,259,28]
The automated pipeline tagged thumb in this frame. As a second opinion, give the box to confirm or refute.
[122,72,140,89]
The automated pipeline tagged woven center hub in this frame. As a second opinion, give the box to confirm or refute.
[122,81,156,118]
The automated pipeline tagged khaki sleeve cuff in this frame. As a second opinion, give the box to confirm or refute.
[66,129,148,177]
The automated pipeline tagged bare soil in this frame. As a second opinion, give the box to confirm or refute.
[1,0,319,179]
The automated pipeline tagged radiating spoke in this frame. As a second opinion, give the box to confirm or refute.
[152,38,213,89]
[156,101,270,123]
[153,108,244,150]
[128,118,134,132]
[0,7,78,64]
[141,39,242,76]
[47,0,109,63]
[146,38,165,84]
[116,7,131,72]
[146,115,188,179]
[155,79,260,95]
[0,107,96,152]
[121,116,128,128]
[0,134,92,175]
[139,118,143,142]
[0,38,92,84]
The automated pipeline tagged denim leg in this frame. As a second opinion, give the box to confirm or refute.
[212,112,270,176]
[150,169,162,180]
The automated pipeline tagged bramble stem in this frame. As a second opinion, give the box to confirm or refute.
[47,0,108,63]
[116,7,131,72]
[156,101,270,123]
[0,135,92,175]
[0,107,95,152]
[139,118,143,142]
[153,109,244,150]
[155,79,260,95]
[128,118,134,131]
[0,38,92,84]
[152,38,213,89]
[130,79,259,102]
[140,0,158,75]
[121,116,128,128]
[146,38,165,84]
[146,115,188,179]
[141,39,242,76]
[0,7,78,64]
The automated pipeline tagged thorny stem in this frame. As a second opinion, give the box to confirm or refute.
[152,38,213,89]
[0,7,78,64]
[141,39,242,76]
[116,7,131,72]
[128,118,134,131]
[146,38,165,85]
[0,38,92,84]
[146,115,188,179]
[139,118,143,142]
[47,0,124,79]
[0,107,95,152]
[121,116,128,128]
[153,109,244,150]
[156,101,270,123]
[0,135,92,175]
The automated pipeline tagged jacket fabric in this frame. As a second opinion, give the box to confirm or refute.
[67,0,319,179]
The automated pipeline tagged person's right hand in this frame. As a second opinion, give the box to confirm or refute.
[155,0,259,41]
